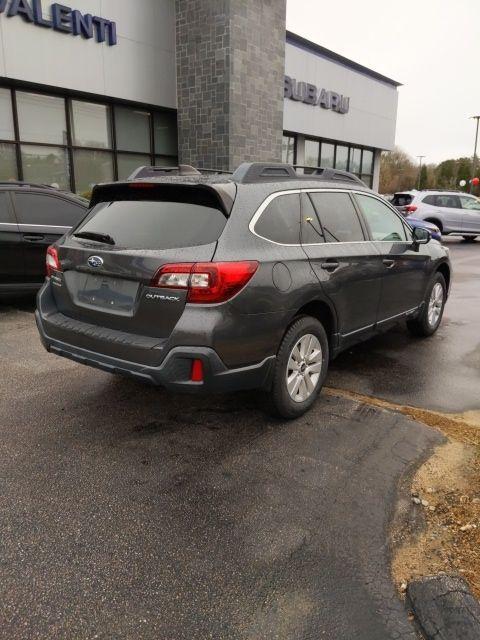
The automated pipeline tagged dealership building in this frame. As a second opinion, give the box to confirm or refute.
[0,0,399,195]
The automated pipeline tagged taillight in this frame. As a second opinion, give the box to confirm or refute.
[405,205,417,214]
[46,245,61,276]
[151,261,258,303]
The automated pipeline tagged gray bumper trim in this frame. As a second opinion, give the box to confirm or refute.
[35,310,275,393]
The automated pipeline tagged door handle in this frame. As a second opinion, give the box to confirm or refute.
[23,234,46,242]
[320,260,340,271]
[383,259,395,268]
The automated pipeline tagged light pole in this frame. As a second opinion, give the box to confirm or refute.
[416,155,425,190]
[470,116,480,194]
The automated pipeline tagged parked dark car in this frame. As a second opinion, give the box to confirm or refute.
[36,163,451,418]
[0,182,87,295]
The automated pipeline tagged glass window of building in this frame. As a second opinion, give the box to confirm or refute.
[117,153,151,181]
[154,112,178,156]
[335,145,349,171]
[305,139,320,167]
[155,156,177,167]
[320,142,334,168]
[73,149,113,197]
[362,149,374,174]
[21,145,70,190]
[0,89,14,140]
[282,135,295,164]
[17,92,67,145]
[0,143,18,181]
[115,106,151,153]
[350,147,361,174]
[70,101,112,149]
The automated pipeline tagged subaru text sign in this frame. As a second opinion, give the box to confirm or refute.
[284,76,350,115]
[0,0,117,46]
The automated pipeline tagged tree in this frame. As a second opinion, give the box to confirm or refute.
[435,159,457,189]
[379,147,417,194]
[418,164,428,190]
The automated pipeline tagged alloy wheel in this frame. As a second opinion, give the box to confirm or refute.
[286,334,322,403]
[427,282,444,327]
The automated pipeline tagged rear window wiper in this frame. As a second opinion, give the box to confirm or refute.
[74,231,116,245]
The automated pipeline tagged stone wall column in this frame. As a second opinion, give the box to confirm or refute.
[175,0,286,171]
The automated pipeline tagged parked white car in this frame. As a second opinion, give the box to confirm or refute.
[391,190,480,242]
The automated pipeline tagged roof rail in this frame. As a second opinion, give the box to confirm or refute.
[128,165,233,180]
[293,165,365,185]
[0,181,58,189]
[231,162,366,186]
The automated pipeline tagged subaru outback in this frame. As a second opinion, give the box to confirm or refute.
[36,163,451,418]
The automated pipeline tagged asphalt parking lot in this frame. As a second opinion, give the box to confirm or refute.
[0,238,477,639]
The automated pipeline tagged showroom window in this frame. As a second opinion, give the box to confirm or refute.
[0,86,178,196]
[301,135,375,187]
[282,133,296,164]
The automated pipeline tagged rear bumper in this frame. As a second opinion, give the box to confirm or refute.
[35,304,275,395]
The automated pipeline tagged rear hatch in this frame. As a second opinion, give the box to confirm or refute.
[51,181,234,339]
[391,192,414,216]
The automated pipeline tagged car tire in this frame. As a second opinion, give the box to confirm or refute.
[407,272,447,337]
[269,316,329,419]
[462,236,477,242]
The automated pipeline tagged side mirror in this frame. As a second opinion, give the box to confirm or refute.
[412,226,431,244]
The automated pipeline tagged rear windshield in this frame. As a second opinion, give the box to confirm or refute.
[74,196,227,250]
[392,193,413,206]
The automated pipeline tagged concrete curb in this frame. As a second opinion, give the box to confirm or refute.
[407,575,480,639]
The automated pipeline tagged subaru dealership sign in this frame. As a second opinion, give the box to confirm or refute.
[284,75,350,115]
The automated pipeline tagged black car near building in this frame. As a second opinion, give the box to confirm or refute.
[0,182,87,294]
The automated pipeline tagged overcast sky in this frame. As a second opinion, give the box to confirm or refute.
[286,0,480,164]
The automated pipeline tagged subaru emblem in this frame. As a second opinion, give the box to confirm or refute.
[88,255,104,268]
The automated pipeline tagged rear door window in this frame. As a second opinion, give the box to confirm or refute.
[355,194,407,241]
[308,192,365,242]
[253,193,301,244]
[77,196,227,250]
[14,192,85,226]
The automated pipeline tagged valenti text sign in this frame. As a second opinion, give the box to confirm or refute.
[0,0,117,45]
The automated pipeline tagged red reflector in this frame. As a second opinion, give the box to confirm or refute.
[405,205,417,213]
[191,359,204,382]
[46,245,61,276]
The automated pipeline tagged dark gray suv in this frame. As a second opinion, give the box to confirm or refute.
[35,163,451,418]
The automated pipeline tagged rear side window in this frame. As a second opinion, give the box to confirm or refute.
[254,193,301,244]
[422,195,436,205]
[309,192,364,242]
[355,194,406,242]
[392,193,413,206]
[14,192,85,226]
[76,199,227,250]
[435,195,461,208]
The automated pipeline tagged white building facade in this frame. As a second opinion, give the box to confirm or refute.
[0,1,399,194]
